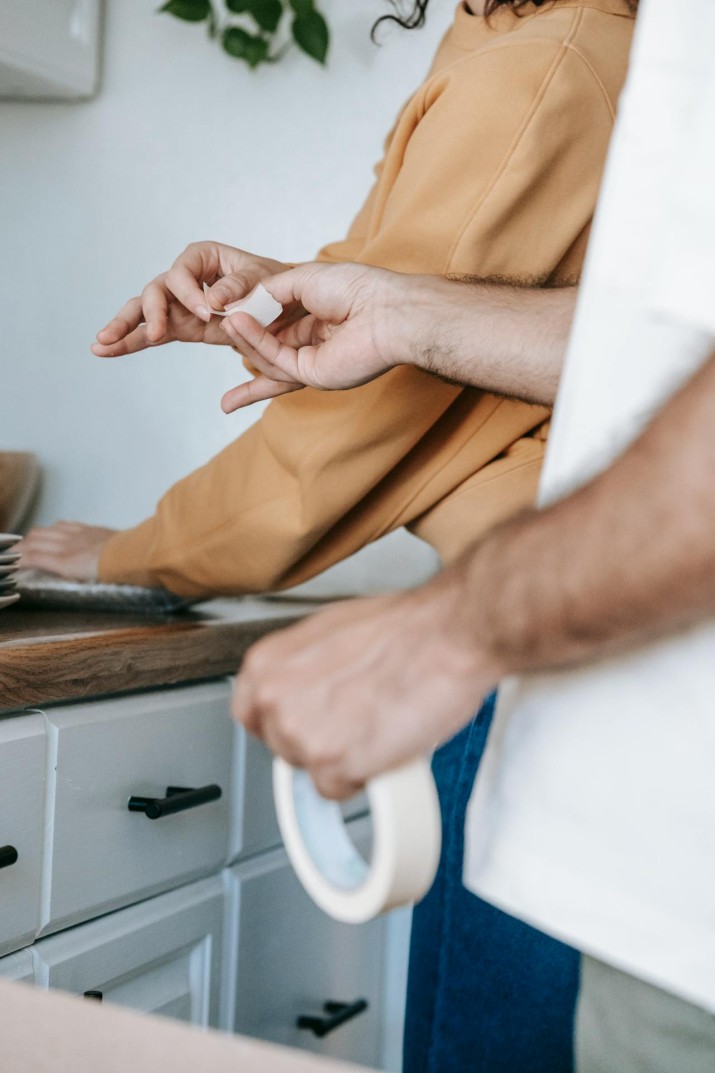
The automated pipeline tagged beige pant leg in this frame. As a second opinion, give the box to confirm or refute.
[576,956,715,1073]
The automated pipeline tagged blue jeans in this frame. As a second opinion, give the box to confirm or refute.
[403,696,580,1073]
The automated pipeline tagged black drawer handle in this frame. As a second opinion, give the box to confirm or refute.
[0,845,18,870]
[297,998,368,1038]
[84,990,103,1002]
[127,784,222,820]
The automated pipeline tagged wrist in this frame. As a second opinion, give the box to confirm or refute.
[407,555,506,691]
[455,508,557,680]
[376,273,446,371]
[402,275,478,379]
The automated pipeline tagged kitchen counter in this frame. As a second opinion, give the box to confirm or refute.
[0,596,320,713]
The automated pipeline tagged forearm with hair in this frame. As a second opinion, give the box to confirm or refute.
[441,350,715,674]
[405,277,576,405]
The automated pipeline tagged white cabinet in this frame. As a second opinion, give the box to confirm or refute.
[0,663,402,1067]
[0,0,101,99]
[41,682,233,935]
[232,728,368,863]
[32,875,226,1028]
[0,948,35,983]
[227,819,385,1070]
[0,714,46,956]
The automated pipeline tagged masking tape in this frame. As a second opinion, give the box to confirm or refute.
[203,281,282,326]
[273,756,442,924]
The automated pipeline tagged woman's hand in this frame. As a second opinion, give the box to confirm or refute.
[219,262,413,411]
[19,522,118,582]
[91,241,290,358]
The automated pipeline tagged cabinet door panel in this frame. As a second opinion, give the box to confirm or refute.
[0,713,46,955]
[42,682,233,934]
[228,819,384,1069]
[0,948,35,983]
[32,875,225,1028]
[231,727,368,862]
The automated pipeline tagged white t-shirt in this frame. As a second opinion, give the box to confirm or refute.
[464,0,715,1013]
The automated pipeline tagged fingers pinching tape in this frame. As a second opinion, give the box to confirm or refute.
[203,281,282,326]
[273,756,442,924]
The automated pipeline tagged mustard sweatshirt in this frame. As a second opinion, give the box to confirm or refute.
[100,0,635,597]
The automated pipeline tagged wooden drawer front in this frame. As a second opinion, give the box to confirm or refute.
[0,948,35,983]
[42,682,233,934]
[0,714,46,956]
[231,728,369,862]
[32,876,226,1027]
[228,819,384,1069]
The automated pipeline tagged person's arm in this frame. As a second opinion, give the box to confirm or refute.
[461,349,715,668]
[233,350,715,798]
[36,37,610,591]
[20,266,574,583]
[219,264,576,412]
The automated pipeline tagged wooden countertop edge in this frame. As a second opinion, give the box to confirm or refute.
[0,613,304,712]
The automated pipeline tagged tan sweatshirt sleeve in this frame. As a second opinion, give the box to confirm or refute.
[100,34,621,597]
[344,40,618,279]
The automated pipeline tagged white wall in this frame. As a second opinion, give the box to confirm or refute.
[0,0,450,590]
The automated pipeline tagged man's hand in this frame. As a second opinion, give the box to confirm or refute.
[220,261,574,411]
[220,263,413,412]
[19,522,117,582]
[91,241,290,358]
[232,579,501,799]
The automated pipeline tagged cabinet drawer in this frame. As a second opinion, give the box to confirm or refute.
[32,875,226,1027]
[41,682,233,934]
[227,818,384,1069]
[231,728,368,862]
[0,714,46,955]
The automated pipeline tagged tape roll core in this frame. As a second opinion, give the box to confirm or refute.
[273,756,442,924]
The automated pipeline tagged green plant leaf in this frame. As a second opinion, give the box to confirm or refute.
[222,25,270,68]
[226,0,250,12]
[248,0,283,33]
[289,0,313,15]
[292,9,328,64]
[158,0,211,21]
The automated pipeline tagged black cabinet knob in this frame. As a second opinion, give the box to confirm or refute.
[297,998,368,1038]
[84,990,103,1002]
[0,845,18,870]
[127,784,222,820]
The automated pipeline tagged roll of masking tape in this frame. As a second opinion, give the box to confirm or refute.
[273,756,442,924]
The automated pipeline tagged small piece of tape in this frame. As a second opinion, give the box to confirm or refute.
[203,281,282,328]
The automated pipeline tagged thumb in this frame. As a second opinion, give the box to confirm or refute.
[261,262,339,315]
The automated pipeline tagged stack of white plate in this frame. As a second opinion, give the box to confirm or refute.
[0,533,22,611]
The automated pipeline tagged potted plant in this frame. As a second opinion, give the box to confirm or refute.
[158,0,330,70]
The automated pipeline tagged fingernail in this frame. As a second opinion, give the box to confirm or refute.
[196,305,211,322]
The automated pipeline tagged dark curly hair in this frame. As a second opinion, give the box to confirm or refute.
[373,0,638,38]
